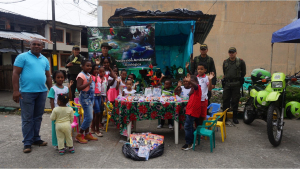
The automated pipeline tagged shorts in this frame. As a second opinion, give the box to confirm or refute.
[93,95,101,113]
[199,99,208,118]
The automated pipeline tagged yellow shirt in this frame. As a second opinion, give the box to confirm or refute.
[50,107,74,124]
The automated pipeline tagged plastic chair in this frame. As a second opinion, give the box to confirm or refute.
[103,102,113,132]
[206,103,221,119]
[193,116,220,152]
[72,99,84,123]
[208,108,229,142]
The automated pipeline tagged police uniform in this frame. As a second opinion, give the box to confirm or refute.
[65,45,86,100]
[98,42,116,69]
[222,47,246,124]
[190,44,217,107]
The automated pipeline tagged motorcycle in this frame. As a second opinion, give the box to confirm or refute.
[243,69,299,147]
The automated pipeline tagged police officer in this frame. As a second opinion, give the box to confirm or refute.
[222,47,246,124]
[99,42,116,69]
[65,45,86,101]
[189,44,217,105]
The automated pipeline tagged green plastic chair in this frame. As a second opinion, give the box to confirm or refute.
[193,116,220,152]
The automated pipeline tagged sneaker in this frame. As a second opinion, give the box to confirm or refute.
[181,144,193,151]
[54,146,58,150]
[69,147,75,153]
[75,133,88,144]
[23,145,31,153]
[85,133,98,141]
[32,140,47,146]
[95,132,103,137]
[157,124,162,129]
[169,124,173,129]
[59,149,66,155]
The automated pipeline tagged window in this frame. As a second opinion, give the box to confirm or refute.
[50,28,64,42]
[66,32,71,44]
[60,54,70,68]
[11,54,17,65]
[0,20,5,30]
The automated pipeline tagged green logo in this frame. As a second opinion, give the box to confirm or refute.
[178,68,184,74]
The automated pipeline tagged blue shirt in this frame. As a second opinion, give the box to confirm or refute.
[14,50,50,92]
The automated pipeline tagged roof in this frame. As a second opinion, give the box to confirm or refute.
[107,8,216,44]
[0,48,28,53]
[271,18,300,43]
[0,31,53,44]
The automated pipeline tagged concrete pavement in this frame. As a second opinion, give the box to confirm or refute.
[0,113,300,168]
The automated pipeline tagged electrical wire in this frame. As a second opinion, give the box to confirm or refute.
[206,0,217,14]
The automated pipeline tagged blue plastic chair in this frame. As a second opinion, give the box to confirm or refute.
[206,103,221,119]
[193,116,220,152]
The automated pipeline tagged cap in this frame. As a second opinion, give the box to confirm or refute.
[228,47,237,53]
[100,42,112,50]
[200,44,208,50]
[72,45,80,50]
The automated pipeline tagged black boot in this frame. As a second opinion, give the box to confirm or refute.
[233,111,239,124]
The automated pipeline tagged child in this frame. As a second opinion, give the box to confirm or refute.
[122,79,136,96]
[157,73,174,129]
[174,79,191,98]
[48,70,73,149]
[107,66,120,102]
[76,60,98,143]
[119,70,127,96]
[127,73,139,90]
[196,63,214,126]
[102,57,112,79]
[182,74,202,150]
[50,93,75,155]
[90,64,103,137]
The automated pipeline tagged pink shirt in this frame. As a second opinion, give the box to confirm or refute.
[76,72,90,91]
[92,75,101,94]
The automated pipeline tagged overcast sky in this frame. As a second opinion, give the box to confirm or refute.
[0,0,98,26]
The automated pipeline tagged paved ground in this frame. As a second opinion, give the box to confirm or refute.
[0,113,300,168]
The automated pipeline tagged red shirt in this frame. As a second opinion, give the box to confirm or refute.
[185,84,202,118]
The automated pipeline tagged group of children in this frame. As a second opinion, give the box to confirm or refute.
[48,55,215,154]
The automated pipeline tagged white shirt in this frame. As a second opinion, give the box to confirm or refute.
[123,89,136,96]
[197,75,209,101]
[180,86,191,98]
[119,80,126,95]
[100,77,108,96]
[108,76,120,89]
[49,86,69,108]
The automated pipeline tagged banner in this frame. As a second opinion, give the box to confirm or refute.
[87,24,155,68]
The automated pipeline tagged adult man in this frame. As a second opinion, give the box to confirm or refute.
[12,39,52,153]
[222,47,246,124]
[99,42,116,68]
[65,45,85,100]
[190,44,216,105]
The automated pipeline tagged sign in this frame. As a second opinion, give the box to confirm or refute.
[87,25,155,68]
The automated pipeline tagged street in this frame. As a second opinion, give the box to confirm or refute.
[0,113,299,168]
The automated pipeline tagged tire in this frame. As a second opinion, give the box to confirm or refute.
[267,102,283,147]
[243,98,255,124]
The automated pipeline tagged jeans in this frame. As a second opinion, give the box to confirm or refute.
[20,91,47,146]
[93,96,102,113]
[79,91,94,130]
[184,114,197,145]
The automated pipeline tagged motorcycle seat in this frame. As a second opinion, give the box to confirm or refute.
[254,85,265,91]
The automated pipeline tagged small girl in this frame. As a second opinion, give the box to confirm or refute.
[122,79,136,96]
[119,70,127,95]
[76,60,98,143]
[127,73,139,90]
[90,64,103,137]
[48,70,73,149]
[99,66,108,131]
[107,66,120,102]
[50,93,74,155]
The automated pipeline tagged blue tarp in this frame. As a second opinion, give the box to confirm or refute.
[271,19,300,43]
[124,21,195,74]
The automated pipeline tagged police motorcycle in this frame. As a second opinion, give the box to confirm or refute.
[243,69,299,146]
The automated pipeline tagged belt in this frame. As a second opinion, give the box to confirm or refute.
[226,79,239,82]
[94,93,101,96]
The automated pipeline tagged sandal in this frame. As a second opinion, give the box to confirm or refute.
[69,147,75,153]
[59,149,66,155]
[90,130,95,134]
[95,132,103,137]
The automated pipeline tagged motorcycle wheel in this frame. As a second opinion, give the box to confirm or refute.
[243,98,255,124]
[267,102,283,147]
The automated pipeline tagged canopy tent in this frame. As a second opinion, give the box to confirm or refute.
[270,19,300,72]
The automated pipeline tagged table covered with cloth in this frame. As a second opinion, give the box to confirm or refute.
[111,100,188,137]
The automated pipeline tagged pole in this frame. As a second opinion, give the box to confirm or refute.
[270,43,274,73]
[52,0,57,72]
[21,40,24,53]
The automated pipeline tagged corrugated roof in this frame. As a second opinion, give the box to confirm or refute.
[0,31,53,44]
[0,48,28,53]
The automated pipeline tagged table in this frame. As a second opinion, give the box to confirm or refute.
[111,100,188,144]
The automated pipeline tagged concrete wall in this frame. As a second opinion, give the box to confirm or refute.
[98,1,300,76]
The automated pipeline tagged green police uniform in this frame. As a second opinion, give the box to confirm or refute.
[65,53,85,100]
[222,52,246,124]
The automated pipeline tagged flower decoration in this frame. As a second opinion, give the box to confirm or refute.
[147,64,160,87]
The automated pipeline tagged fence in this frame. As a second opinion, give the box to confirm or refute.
[0,65,13,91]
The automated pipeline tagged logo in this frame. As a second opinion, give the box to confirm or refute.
[178,68,183,74]
[274,75,281,80]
